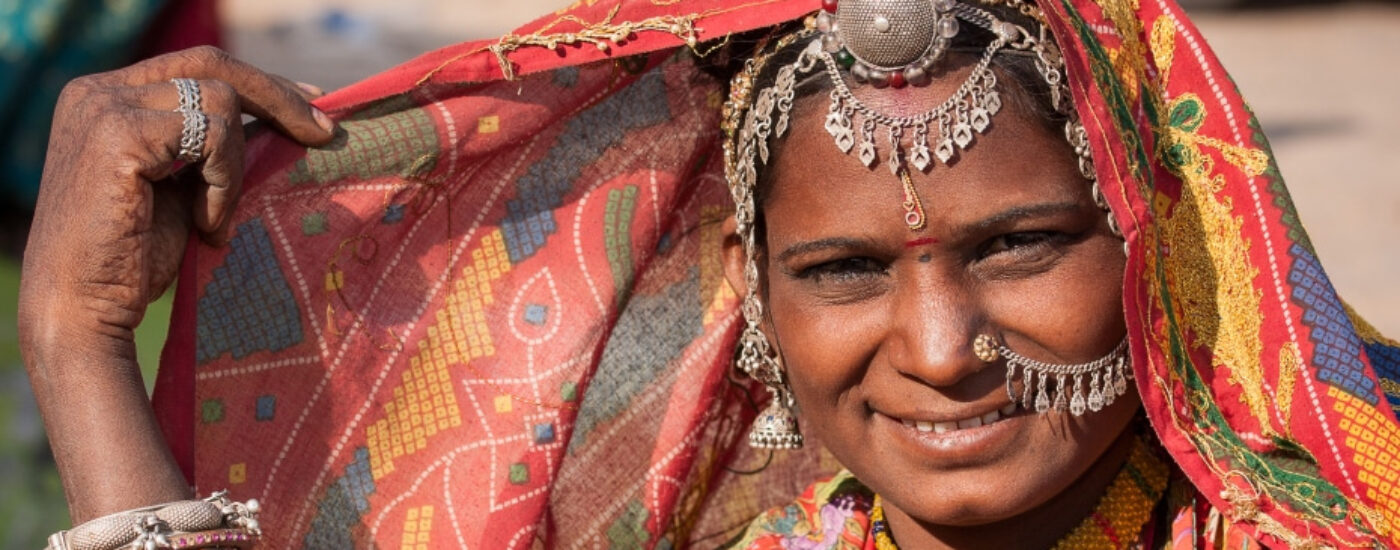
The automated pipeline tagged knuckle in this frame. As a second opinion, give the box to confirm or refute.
[188,45,232,66]
[201,79,236,105]
[57,76,99,105]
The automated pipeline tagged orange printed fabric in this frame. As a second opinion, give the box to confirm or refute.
[151,0,1400,548]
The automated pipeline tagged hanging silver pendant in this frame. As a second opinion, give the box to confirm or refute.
[983,336,1130,417]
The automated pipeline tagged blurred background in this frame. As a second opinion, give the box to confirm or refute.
[1,0,1397,546]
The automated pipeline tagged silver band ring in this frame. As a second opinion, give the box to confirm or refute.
[171,78,208,163]
[171,77,202,112]
[178,109,209,163]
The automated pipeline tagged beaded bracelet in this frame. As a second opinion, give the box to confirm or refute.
[45,491,261,550]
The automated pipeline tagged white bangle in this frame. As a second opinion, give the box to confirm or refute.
[45,491,261,550]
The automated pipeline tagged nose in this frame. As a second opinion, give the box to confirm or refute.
[882,271,984,388]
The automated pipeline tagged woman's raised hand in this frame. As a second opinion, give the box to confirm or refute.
[18,46,337,523]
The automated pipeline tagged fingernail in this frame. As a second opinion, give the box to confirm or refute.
[296,81,325,96]
[312,106,335,133]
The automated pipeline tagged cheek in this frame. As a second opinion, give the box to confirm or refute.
[765,280,887,412]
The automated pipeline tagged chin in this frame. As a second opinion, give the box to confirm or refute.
[823,396,1143,532]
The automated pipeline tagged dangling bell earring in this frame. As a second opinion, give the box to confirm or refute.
[736,308,804,449]
[974,334,1130,416]
[749,385,803,449]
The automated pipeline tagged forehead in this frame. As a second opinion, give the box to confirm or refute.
[762,60,1084,240]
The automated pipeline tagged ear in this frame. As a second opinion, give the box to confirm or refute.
[720,214,751,301]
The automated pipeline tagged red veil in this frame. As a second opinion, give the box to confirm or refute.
[152,0,1400,547]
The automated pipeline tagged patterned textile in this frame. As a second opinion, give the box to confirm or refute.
[719,440,1172,550]
[150,0,1400,548]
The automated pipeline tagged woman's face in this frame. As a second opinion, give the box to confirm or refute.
[723,61,1140,540]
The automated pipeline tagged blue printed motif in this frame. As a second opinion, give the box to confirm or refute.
[1288,244,1377,404]
[568,268,701,451]
[255,395,276,422]
[533,423,556,445]
[500,70,671,263]
[196,219,303,364]
[524,304,548,326]
[303,447,376,549]
[1364,341,1400,412]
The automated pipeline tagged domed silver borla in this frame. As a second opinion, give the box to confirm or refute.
[823,0,962,84]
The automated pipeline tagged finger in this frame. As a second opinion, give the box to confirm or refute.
[169,79,245,241]
[272,74,325,100]
[194,112,242,243]
[124,46,336,146]
[130,84,240,241]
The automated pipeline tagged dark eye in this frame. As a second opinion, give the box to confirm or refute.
[797,257,887,283]
[980,231,1060,259]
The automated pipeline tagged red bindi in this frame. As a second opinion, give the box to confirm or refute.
[904,237,938,248]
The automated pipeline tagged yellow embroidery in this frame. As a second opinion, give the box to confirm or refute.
[1160,180,1271,436]
[1094,0,1146,104]
[1147,22,1270,186]
[1051,441,1169,550]
[1149,16,1175,90]
[1277,341,1300,431]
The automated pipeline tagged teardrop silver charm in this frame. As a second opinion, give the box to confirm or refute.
[934,139,955,164]
[825,110,855,153]
[970,107,990,133]
[984,90,1002,115]
[859,139,877,167]
[953,123,973,148]
[911,143,931,171]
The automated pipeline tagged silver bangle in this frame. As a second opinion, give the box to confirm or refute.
[45,491,261,550]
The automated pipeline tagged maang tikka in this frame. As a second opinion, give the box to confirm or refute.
[722,0,1121,449]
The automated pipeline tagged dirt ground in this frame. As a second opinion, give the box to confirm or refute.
[224,1,1400,332]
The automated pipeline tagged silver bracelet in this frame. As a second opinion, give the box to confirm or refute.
[46,491,261,550]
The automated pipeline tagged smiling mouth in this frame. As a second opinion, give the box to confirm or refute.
[900,403,1019,434]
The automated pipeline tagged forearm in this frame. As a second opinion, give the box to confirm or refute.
[21,310,192,524]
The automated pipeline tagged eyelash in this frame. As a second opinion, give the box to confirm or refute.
[793,231,1066,282]
[979,231,1061,259]
[796,257,887,282]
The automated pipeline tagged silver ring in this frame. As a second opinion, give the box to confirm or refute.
[171,78,201,112]
[177,108,208,163]
[171,78,208,163]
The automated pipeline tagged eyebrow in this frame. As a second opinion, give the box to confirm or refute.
[775,202,1086,263]
[776,237,877,264]
[962,201,1086,236]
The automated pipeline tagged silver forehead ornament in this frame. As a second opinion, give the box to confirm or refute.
[742,0,1086,231]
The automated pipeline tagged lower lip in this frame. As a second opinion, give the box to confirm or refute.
[878,410,1025,464]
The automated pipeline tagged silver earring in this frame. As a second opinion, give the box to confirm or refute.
[737,322,804,449]
[974,334,1130,416]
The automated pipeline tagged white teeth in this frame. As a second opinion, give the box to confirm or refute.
[903,405,1018,435]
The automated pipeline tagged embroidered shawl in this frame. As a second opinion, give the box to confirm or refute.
[151,0,1400,547]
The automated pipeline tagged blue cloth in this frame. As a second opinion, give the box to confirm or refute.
[0,0,167,206]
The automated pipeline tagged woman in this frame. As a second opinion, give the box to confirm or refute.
[20,0,1400,548]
